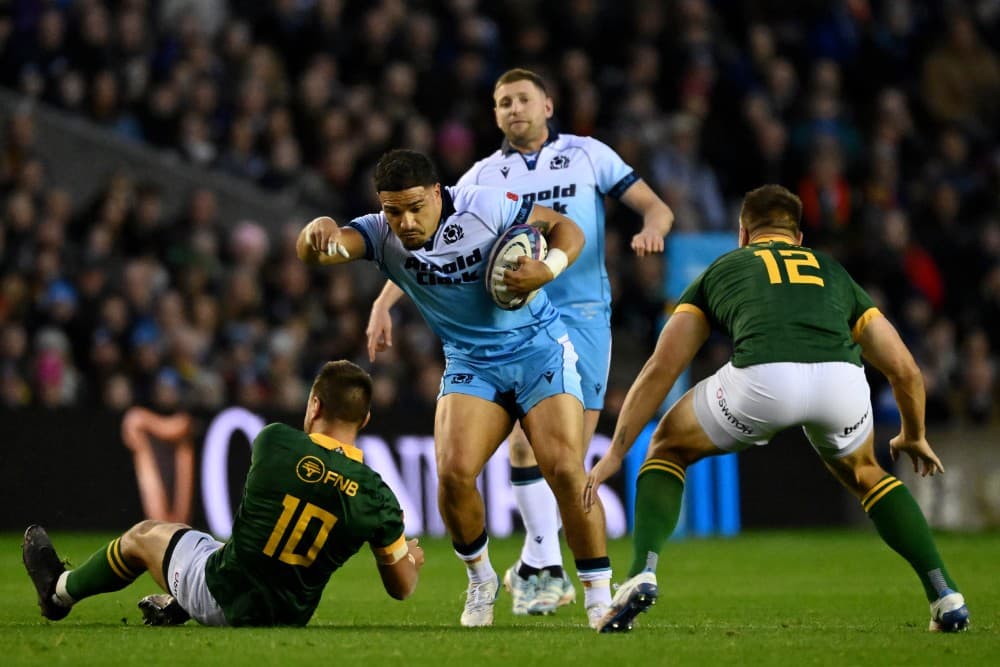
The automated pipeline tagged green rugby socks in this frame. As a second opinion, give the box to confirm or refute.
[65,536,144,601]
[863,475,959,602]
[628,458,686,578]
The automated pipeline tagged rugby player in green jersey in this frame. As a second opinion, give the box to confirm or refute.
[23,360,424,626]
[584,184,970,634]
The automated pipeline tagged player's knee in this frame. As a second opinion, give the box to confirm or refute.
[538,456,581,491]
[507,435,535,465]
[436,464,478,496]
[120,519,161,557]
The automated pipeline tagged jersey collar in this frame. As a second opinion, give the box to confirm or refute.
[423,187,456,251]
[308,433,364,463]
[500,122,560,156]
[749,234,796,245]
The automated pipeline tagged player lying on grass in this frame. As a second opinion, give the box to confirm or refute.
[23,360,424,626]
[585,184,971,634]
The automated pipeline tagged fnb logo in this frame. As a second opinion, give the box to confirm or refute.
[520,183,576,213]
[296,455,326,483]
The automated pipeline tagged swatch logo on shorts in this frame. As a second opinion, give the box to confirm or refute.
[716,388,753,435]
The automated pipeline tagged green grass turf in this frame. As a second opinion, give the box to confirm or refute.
[0,530,996,666]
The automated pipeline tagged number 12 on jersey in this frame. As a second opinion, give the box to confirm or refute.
[263,493,338,566]
[753,249,825,286]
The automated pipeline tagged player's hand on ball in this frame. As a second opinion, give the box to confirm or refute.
[503,255,553,295]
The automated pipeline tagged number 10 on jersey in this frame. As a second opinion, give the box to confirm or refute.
[263,493,338,566]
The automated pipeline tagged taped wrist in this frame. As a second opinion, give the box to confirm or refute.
[542,248,568,279]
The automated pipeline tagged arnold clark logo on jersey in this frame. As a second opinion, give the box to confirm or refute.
[403,247,483,285]
[520,183,577,213]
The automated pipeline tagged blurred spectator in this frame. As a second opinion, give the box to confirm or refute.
[0,0,994,428]
[921,12,1000,136]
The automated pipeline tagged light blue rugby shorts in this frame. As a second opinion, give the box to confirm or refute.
[439,334,583,418]
[566,325,611,411]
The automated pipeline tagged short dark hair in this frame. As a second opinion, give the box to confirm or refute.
[494,68,548,96]
[739,184,802,234]
[373,149,439,192]
[310,360,372,424]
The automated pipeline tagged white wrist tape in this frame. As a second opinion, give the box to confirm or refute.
[542,248,568,279]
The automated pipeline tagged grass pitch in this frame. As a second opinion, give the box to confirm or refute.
[1,530,996,666]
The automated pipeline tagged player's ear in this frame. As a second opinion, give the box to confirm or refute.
[360,411,371,431]
[738,225,749,247]
[544,96,553,119]
[795,230,804,245]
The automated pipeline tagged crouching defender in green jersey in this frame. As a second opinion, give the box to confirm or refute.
[585,184,969,634]
[23,360,424,626]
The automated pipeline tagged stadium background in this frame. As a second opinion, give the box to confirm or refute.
[0,0,998,533]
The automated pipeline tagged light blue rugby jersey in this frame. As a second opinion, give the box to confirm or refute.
[348,185,567,361]
[457,129,639,328]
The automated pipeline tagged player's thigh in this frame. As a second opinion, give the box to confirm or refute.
[649,388,727,465]
[435,392,513,478]
[507,420,536,466]
[818,430,886,498]
[121,520,191,586]
[163,529,227,626]
[520,393,585,472]
[566,326,611,411]
[799,362,873,460]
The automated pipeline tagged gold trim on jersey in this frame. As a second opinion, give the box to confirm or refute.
[309,433,364,463]
[673,303,708,324]
[851,307,882,342]
[372,534,408,564]
[861,475,903,513]
[639,458,686,484]
[748,234,796,244]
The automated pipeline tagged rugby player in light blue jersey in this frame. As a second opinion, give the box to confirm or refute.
[366,69,673,616]
[297,149,614,630]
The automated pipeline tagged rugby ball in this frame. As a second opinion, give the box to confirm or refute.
[485,224,548,310]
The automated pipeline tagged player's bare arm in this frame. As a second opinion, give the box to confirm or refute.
[504,204,585,295]
[296,216,365,266]
[366,281,406,362]
[375,538,424,600]
[584,310,709,509]
[620,180,674,256]
[857,313,944,476]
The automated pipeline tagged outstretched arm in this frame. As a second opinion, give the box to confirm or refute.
[585,309,709,509]
[620,179,674,256]
[296,216,366,266]
[374,538,425,600]
[857,313,943,476]
[366,281,406,362]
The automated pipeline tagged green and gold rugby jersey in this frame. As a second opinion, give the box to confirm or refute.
[204,423,406,626]
[675,236,880,368]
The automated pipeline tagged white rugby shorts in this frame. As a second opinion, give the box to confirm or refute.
[164,529,228,626]
[692,361,873,459]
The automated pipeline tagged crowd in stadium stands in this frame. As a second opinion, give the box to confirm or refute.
[0,0,997,426]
